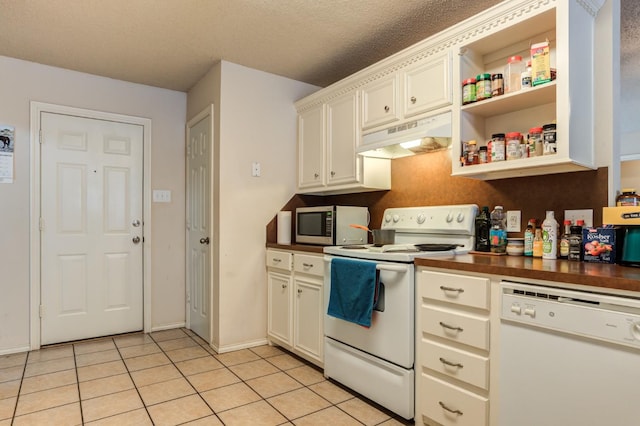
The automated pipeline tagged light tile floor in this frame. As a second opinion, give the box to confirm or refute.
[0,328,413,425]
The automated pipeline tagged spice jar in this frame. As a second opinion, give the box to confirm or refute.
[542,123,557,155]
[462,78,477,105]
[506,132,522,160]
[491,73,504,97]
[616,189,640,206]
[491,133,506,162]
[527,127,544,157]
[504,55,524,93]
[478,146,488,163]
[476,73,492,101]
[465,140,478,165]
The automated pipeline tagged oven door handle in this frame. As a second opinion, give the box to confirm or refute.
[375,264,408,272]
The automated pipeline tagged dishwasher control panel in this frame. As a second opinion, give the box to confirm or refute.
[501,281,640,349]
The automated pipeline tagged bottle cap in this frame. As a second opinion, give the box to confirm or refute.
[576,219,585,226]
[621,188,636,193]
[563,220,572,225]
[507,55,523,63]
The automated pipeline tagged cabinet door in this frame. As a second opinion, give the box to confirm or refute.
[267,270,292,345]
[326,91,361,186]
[293,276,323,362]
[403,51,452,118]
[297,105,325,190]
[361,74,400,130]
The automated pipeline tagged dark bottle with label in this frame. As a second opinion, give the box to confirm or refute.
[568,225,583,261]
[475,206,491,252]
[559,220,572,259]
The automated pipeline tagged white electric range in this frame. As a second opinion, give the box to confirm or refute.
[322,204,478,420]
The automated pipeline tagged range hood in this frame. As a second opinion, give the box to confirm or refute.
[358,111,452,159]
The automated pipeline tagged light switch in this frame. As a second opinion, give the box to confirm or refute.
[153,190,171,203]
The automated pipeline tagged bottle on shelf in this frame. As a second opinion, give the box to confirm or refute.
[504,55,524,93]
[532,228,543,258]
[521,60,532,89]
[524,219,536,257]
[542,210,559,260]
[559,219,572,259]
[489,206,507,253]
[475,206,491,252]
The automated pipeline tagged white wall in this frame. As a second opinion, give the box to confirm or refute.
[0,55,187,353]
[187,61,318,351]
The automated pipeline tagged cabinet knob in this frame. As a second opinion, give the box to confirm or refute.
[411,96,416,104]
[281,284,287,289]
[384,105,390,112]
[330,171,335,177]
[314,173,319,179]
[297,288,302,294]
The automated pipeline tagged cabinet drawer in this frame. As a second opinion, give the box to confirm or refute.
[266,250,292,271]
[419,270,490,310]
[294,254,323,277]
[420,305,489,351]
[418,339,489,390]
[418,374,488,426]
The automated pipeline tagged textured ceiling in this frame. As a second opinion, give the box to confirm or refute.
[0,0,503,92]
[0,1,633,93]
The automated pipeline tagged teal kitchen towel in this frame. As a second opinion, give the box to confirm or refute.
[328,257,377,327]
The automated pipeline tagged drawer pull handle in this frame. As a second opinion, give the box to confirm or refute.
[439,357,464,368]
[440,285,464,293]
[272,258,282,263]
[439,321,463,332]
[302,263,313,268]
[439,401,463,416]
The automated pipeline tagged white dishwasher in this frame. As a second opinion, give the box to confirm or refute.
[500,281,640,426]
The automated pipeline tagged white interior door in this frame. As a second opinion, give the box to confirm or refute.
[186,106,213,342]
[40,112,144,345]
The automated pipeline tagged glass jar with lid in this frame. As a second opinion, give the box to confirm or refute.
[616,189,640,206]
[476,73,492,101]
[506,132,522,160]
[504,55,524,93]
[491,133,506,162]
[462,78,477,105]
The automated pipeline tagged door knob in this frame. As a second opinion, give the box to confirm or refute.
[200,237,210,245]
[132,236,141,244]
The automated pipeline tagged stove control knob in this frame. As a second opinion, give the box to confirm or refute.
[392,214,400,223]
[456,212,465,222]
[384,214,392,223]
[417,214,426,224]
[446,212,454,223]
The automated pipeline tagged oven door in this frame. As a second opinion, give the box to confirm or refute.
[323,256,414,368]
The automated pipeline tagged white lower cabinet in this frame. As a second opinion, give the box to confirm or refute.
[416,268,492,426]
[267,250,324,367]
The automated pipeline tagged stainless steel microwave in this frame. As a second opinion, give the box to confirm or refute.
[295,206,369,246]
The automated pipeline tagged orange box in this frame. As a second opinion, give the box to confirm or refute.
[603,206,640,225]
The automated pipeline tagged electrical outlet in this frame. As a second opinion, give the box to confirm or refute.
[252,162,261,177]
[506,210,521,232]
[564,209,593,227]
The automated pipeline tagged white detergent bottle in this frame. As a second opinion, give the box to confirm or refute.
[542,210,559,259]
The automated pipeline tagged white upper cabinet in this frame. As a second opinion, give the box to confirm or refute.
[296,90,391,195]
[361,51,453,132]
[451,1,601,180]
[402,51,452,118]
[297,104,325,189]
[361,74,401,130]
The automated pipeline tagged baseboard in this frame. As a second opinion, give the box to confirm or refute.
[150,322,186,332]
[216,338,269,354]
[0,345,31,356]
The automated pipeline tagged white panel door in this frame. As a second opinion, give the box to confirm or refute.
[186,107,213,342]
[40,112,144,345]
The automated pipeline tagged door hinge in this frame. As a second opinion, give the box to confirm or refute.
[39,217,45,231]
[39,305,44,318]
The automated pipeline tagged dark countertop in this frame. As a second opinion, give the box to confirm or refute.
[415,254,640,293]
[266,242,324,254]
[266,243,640,293]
